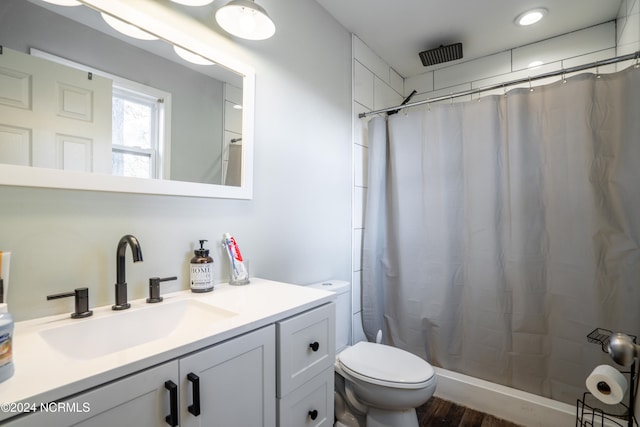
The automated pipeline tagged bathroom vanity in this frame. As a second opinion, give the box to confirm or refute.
[0,279,336,426]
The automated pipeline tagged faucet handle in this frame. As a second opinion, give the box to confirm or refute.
[46,287,93,319]
[147,276,178,303]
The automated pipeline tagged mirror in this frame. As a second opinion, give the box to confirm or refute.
[0,0,254,198]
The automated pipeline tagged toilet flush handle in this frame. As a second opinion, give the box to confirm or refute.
[309,341,320,352]
[308,409,318,420]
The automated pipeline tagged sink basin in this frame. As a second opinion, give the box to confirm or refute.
[39,299,237,360]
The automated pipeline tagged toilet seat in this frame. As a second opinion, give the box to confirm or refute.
[338,342,435,390]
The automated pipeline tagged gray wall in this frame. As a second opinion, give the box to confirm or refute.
[0,0,353,321]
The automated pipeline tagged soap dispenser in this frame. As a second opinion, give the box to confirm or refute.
[190,240,214,293]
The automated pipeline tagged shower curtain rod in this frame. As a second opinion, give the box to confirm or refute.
[358,51,640,118]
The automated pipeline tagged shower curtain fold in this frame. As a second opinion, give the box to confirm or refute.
[362,67,640,405]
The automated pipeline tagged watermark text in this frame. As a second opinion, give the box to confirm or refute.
[1,401,91,414]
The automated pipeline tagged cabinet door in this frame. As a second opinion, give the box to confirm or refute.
[277,303,335,397]
[180,325,276,427]
[278,368,334,427]
[4,361,179,427]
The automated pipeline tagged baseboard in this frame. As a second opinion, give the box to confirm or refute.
[433,367,577,426]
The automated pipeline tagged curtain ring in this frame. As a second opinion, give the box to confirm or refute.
[562,69,567,84]
[529,77,534,92]
[503,83,507,97]
[595,61,601,78]
[634,52,639,69]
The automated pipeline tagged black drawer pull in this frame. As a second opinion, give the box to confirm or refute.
[309,341,320,352]
[164,380,178,426]
[308,409,319,420]
[188,372,201,416]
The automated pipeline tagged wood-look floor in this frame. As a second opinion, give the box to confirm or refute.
[416,397,523,427]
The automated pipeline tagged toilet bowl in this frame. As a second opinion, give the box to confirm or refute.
[335,342,437,427]
[307,280,436,427]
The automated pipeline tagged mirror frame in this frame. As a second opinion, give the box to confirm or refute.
[0,0,255,199]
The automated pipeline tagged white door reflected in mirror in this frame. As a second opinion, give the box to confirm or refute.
[0,48,112,173]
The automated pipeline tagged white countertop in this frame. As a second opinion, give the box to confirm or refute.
[0,278,335,421]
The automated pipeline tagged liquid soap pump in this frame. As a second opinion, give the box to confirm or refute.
[190,240,214,293]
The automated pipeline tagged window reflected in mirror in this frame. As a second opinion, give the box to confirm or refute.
[112,87,163,179]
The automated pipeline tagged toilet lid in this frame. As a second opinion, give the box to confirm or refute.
[338,342,435,389]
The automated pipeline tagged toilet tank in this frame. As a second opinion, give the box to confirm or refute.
[309,280,351,353]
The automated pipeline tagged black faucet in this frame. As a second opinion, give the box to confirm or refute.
[113,234,143,310]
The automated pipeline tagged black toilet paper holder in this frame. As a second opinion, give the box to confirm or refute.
[576,328,637,427]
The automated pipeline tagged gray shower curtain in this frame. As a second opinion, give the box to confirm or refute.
[362,66,640,404]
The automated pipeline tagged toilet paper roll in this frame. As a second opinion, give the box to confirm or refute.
[585,365,627,405]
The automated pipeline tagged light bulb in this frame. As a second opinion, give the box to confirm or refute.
[40,0,82,6]
[101,13,158,41]
[215,0,276,40]
[169,0,214,5]
[515,8,547,27]
[173,46,215,65]
[238,10,257,33]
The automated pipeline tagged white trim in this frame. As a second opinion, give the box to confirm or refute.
[434,367,581,427]
[0,163,248,199]
[79,0,254,199]
[0,0,255,199]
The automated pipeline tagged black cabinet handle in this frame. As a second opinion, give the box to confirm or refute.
[309,341,320,352]
[164,380,178,427]
[187,372,201,416]
[308,409,319,420]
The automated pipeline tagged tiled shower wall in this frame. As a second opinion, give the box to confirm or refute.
[351,1,640,344]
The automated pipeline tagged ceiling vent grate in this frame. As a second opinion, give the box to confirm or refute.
[419,43,463,66]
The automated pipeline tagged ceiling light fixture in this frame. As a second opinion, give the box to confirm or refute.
[515,8,547,26]
[173,46,215,65]
[101,13,159,41]
[215,0,276,41]
[169,0,215,5]
[40,0,82,6]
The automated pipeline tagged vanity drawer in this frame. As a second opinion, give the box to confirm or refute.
[277,302,335,397]
[277,368,334,427]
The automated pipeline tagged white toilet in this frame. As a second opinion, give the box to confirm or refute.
[309,281,437,427]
